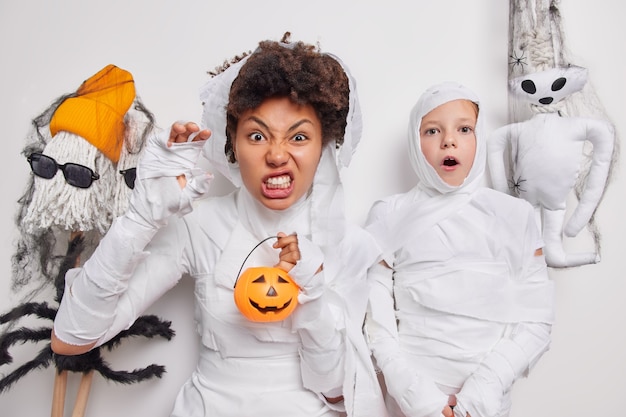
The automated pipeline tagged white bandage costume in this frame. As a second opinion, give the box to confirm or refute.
[365,83,555,417]
[53,47,387,417]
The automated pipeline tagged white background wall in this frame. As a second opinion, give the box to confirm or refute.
[0,1,624,416]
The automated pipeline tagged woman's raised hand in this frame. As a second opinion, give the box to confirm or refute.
[168,121,211,145]
[126,121,213,229]
[168,122,212,188]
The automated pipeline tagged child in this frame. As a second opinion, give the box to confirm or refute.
[364,82,554,417]
[51,34,386,417]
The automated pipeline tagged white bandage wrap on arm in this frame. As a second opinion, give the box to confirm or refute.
[287,235,345,400]
[53,215,157,346]
[291,269,345,401]
[455,322,552,417]
[366,262,448,417]
[54,128,213,347]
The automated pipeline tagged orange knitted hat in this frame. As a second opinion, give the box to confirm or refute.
[49,64,136,163]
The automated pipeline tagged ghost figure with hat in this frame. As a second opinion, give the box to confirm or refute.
[0,64,174,417]
[13,64,146,297]
[488,0,617,268]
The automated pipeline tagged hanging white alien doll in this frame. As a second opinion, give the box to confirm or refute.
[488,0,617,268]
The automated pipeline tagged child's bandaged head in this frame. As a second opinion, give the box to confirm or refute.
[407,82,485,195]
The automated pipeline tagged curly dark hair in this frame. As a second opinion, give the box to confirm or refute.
[223,34,350,163]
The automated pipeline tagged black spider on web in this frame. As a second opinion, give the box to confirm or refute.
[509,50,528,69]
[0,233,175,394]
[508,176,528,195]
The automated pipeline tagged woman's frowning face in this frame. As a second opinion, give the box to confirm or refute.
[233,96,323,211]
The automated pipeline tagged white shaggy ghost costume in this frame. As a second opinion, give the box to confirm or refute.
[365,83,555,417]
[53,44,387,417]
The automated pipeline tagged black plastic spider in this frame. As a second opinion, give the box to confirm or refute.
[0,234,175,394]
[509,50,528,69]
[508,175,528,195]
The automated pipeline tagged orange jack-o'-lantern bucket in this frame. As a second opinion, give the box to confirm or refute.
[233,237,300,322]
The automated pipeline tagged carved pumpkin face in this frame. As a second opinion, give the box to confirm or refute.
[234,266,299,322]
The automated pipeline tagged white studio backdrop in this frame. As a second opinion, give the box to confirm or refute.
[0,1,624,416]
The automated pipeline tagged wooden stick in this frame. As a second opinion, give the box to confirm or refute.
[71,370,95,417]
[50,231,92,417]
[51,370,68,417]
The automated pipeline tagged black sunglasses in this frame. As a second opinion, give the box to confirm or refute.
[119,168,136,189]
[27,153,100,189]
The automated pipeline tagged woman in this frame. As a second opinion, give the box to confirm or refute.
[50,34,386,417]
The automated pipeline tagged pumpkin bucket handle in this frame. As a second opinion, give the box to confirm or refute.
[234,236,278,289]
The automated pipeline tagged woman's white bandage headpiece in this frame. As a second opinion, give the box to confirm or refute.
[199,48,362,189]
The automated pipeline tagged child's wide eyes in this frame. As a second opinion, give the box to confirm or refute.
[460,126,474,133]
[423,128,438,136]
[292,133,307,142]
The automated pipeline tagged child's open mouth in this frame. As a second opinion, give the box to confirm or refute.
[442,157,458,167]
